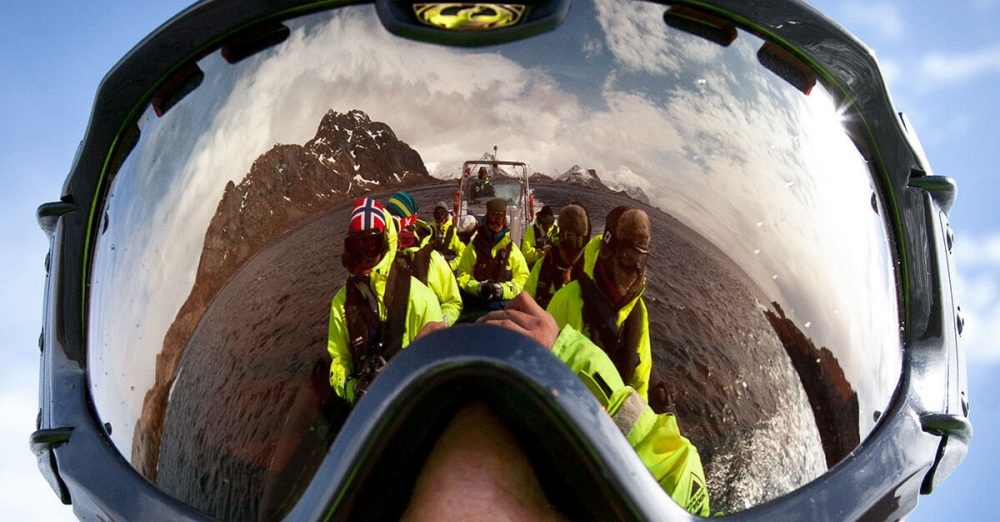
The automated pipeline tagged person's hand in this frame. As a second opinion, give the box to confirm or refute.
[479,281,504,301]
[477,292,559,349]
[488,282,504,301]
[416,320,447,340]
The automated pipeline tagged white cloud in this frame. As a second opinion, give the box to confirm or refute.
[956,272,1000,364]
[954,234,1000,364]
[876,57,902,90]
[595,0,720,74]
[919,44,1000,89]
[840,2,907,42]
[955,234,1000,267]
[0,382,76,521]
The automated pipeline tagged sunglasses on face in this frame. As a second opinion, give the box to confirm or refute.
[560,232,587,250]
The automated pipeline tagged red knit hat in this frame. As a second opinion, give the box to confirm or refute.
[348,197,386,234]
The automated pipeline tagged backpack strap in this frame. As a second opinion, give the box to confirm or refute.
[344,275,383,392]
[578,273,640,384]
[381,255,412,362]
[412,244,434,286]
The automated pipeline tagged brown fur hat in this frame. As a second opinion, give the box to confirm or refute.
[557,204,589,237]
[615,208,651,248]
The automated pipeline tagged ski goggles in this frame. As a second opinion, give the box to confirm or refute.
[559,231,588,252]
[343,231,388,273]
[613,242,650,276]
[34,0,969,520]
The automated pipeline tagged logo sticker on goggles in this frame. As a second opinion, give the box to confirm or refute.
[414,3,526,31]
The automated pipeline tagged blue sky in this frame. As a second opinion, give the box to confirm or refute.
[2,1,996,520]
[804,2,1000,520]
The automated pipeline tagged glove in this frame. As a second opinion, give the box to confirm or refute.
[478,281,504,301]
[487,282,504,302]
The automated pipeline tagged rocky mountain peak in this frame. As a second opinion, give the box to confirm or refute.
[133,109,433,478]
[557,165,604,188]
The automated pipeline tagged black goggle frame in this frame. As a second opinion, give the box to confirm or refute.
[33,1,969,520]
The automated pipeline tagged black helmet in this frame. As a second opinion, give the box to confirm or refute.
[34,1,969,520]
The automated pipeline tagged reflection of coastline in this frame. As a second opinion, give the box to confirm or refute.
[765,303,860,467]
[131,109,433,479]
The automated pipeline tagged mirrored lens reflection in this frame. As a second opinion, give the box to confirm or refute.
[87,1,902,519]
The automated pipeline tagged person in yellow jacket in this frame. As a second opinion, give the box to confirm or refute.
[525,203,589,309]
[478,293,710,516]
[392,212,463,326]
[520,205,558,268]
[428,201,466,272]
[545,206,652,401]
[456,197,530,316]
[327,197,443,404]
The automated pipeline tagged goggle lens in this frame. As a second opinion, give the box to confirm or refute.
[346,234,384,258]
[80,2,906,519]
[343,233,385,272]
[560,232,587,251]
[616,244,649,274]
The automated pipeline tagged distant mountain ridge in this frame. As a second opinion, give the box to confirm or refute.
[532,165,650,205]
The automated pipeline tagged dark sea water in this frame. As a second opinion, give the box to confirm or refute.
[157,184,825,519]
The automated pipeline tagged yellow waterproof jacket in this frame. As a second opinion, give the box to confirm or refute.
[456,231,530,301]
[328,211,443,403]
[400,244,463,326]
[551,325,710,516]
[546,236,651,401]
[524,248,581,307]
[524,254,545,298]
[521,221,558,268]
[426,219,466,271]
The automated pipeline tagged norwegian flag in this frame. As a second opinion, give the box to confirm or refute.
[349,197,386,233]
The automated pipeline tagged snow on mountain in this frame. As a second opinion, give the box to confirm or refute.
[549,164,650,204]
[556,165,605,189]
